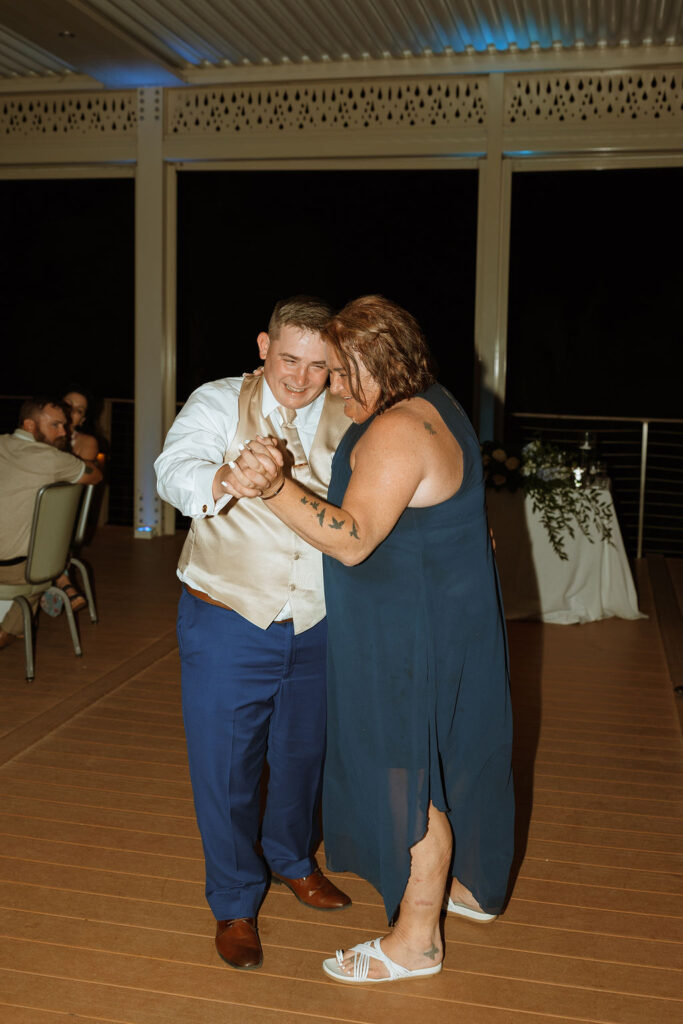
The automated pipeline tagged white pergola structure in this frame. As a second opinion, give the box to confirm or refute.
[1,2,682,537]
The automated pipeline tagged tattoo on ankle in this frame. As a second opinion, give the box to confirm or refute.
[424,942,439,960]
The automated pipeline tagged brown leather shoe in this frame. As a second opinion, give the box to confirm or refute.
[215,917,263,969]
[271,867,351,910]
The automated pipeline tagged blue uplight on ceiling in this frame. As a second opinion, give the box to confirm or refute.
[91,61,185,88]
[464,13,511,52]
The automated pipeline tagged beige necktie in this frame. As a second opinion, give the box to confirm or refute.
[278,405,308,469]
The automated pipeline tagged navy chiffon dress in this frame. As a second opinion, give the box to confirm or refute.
[322,383,515,922]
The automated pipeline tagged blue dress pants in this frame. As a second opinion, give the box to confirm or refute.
[177,587,328,920]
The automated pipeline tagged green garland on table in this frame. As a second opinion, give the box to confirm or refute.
[481,439,614,561]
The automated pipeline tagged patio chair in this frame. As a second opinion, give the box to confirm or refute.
[0,481,84,681]
[67,484,98,624]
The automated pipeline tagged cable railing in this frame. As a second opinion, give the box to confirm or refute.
[509,413,683,559]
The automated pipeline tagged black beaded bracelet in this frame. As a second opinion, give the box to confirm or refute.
[262,479,285,500]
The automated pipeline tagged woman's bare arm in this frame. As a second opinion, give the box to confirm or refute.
[234,403,461,565]
[72,432,99,461]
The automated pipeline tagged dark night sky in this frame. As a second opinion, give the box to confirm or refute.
[2,166,681,420]
[176,169,477,409]
[506,167,683,419]
[1,178,135,402]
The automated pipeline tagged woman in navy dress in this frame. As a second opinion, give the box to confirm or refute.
[234,295,514,984]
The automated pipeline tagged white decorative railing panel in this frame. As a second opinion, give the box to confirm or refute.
[505,70,683,125]
[0,68,681,162]
[0,92,138,138]
[165,78,487,137]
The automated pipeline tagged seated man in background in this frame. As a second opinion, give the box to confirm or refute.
[0,396,102,649]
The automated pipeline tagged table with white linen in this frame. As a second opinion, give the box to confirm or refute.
[485,488,644,624]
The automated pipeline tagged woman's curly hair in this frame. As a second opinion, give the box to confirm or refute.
[323,295,436,415]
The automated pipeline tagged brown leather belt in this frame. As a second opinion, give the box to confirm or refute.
[184,585,293,624]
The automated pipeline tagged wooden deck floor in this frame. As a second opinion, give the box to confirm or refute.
[1,527,681,1024]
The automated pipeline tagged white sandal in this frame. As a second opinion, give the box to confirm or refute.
[322,936,442,984]
[443,894,498,922]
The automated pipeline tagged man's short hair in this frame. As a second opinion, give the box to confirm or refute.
[18,396,65,428]
[268,295,334,339]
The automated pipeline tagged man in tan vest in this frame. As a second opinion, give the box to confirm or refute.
[155,297,351,971]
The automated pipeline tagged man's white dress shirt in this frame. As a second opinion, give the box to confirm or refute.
[155,375,328,617]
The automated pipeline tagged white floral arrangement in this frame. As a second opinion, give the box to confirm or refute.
[482,438,613,560]
[520,439,572,482]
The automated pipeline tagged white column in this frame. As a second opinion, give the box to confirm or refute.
[134,88,176,537]
[473,73,512,441]
[160,163,178,536]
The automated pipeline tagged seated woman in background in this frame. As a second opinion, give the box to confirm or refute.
[63,389,99,461]
[46,388,102,614]
[229,295,515,984]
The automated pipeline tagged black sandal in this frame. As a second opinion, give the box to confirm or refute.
[61,583,87,613]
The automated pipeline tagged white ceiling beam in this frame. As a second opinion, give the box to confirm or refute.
[0,73,106,92]
[179,43,683,85]
[3,45,682,93]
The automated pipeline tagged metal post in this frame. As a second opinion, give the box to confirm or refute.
[636,420,649,560]
[134,87,166,538]
[160,163,178,536]
[473,74,512,441]
[97,398,112,527]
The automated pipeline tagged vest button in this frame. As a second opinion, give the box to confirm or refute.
[293,552,300,560]
[202,504,207,513]
[289,583,296,591]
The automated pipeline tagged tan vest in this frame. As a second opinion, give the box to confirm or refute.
[178,374,348,633]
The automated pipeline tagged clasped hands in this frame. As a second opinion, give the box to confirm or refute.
[215,436,285,500]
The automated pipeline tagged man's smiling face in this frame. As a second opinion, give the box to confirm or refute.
[257,324,329,411]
